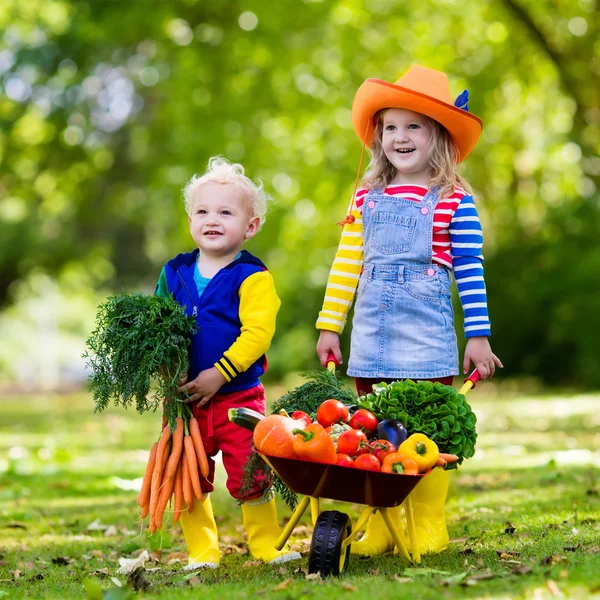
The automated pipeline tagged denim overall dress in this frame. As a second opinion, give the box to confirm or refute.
[347,188,459,379]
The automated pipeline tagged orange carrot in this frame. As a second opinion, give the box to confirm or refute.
[138,442,158,512]
[184,435,203,500]
[189,417,209,478]
[173,459,183,525]
[438,452,460,463]
[435,456,448,468]
[154,418,185,529]
[182,452,193,513]
[149,427,171,527]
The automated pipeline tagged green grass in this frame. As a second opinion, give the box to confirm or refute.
[0,384,599,599]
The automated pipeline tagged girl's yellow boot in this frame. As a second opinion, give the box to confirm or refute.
[241,496,302,564]
[408,468,451,554]
[350,507,402,556]
[180,495,220,570]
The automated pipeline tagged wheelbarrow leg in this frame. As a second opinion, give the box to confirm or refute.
[404,496,420,563]
[341,506,375,549]
[310,497,320,526]
[275,495,311,551]
[379,507,412,561]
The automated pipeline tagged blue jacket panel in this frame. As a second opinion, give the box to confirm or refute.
[161,249,268,393]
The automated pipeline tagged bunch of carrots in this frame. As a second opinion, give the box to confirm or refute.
[136,412,209,533]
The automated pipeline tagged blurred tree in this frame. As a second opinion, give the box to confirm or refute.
[0,0,598,384]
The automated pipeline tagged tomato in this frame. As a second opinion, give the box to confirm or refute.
[369,439,397,463]
[336,429,368,457]
[291,411,312,428]
[316,399,349,428]
[349,409,379,435]
[335,453,355,468]
[353,454,381,471]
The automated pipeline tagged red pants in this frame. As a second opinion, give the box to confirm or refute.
[190,384,268,501]
[355,376,454,397]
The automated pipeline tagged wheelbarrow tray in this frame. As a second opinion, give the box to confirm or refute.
[261,454,424,507]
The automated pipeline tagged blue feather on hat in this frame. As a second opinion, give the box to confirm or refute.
[454,90,469,112]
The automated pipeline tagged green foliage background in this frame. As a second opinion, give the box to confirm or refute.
[0,0,598,385]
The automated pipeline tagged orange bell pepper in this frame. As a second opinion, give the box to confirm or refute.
[292,424,337,464]
[381,452,419,475]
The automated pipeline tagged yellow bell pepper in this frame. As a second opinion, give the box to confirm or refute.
[399,433,440,473]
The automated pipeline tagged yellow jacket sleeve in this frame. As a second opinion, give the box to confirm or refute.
[316,195,364,334]
[214,270,281,381]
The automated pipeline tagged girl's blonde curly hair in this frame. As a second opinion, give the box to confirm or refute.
[182,156,271,229]
[361,110,474,199]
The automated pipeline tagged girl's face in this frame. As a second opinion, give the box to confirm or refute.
[381,108,433,185]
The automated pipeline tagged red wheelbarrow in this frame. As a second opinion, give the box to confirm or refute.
[261,369,480,577]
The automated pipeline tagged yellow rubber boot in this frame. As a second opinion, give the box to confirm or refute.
[408,468,451,555]
[351,506,402,555]
[180,495,220,570]
[241,496,302,564]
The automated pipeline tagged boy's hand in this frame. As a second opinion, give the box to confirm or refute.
[463,337,503,380]
[179,367,226,407]
[317,330,343,367]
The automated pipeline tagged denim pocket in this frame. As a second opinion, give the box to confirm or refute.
[404,277,442,302]
[371,212,416,255]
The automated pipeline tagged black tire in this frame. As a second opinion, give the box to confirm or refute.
[308,510,352,577]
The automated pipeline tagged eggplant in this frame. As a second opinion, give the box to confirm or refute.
[375,419,408,448]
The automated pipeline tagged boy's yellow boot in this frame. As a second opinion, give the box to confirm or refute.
[351,507,401,556]
[241,496,302,564]
[408,468,451,554]
[180,495,220,570]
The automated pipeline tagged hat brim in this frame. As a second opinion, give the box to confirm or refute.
[352,79,482,163]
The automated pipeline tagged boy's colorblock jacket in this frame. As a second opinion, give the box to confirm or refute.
[155,249,280,393]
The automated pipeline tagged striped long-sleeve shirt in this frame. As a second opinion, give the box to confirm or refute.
[316,185,492,338]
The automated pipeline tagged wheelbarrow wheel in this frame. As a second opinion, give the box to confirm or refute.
[308,510,352,577]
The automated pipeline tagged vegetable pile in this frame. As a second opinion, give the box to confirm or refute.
[84,293,205,532]
[356,379,477,467]
[230,399,460,478]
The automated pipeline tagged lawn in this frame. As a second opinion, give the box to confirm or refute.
[0,381,599,599]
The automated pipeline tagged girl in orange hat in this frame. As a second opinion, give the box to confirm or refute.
[315,65,502,556]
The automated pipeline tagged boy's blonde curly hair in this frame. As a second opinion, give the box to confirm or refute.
[182,157,271,229]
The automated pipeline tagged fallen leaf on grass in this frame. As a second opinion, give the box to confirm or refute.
[104,525,118,536]
[540,555,568,566]
[504,522,516,535]
[449,537,468,543]
[404,568,452,577]
[110,577,122,587]
[128,566,151,592]
[242,560,263,568]
[462,572,497,586]
[87,519,107,531]
[116,550,148,575]
[51,557,72,565]
[393,576,413,583]
[440,572,468,586]
[546,579,563,597]
[341,582,357,592]
[11,570,21,580]
[187,576,203,587]
[89,568,110,577]
[367,568,380,576]
[496,550,521,558]
[511,565,533,575]
[164,552,187,563]
[17,561,36,570]
[272,578,293,591]
[305,573,321,581]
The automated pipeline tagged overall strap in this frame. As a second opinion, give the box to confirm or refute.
[422,186,440,207]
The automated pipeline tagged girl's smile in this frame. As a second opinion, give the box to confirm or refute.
[381,108,433,185]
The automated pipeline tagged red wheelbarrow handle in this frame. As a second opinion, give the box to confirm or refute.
[465,368,480,388]
[326,352,340,373]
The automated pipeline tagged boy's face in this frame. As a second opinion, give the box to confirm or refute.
[381,108,433,185]
[188,181,259,257]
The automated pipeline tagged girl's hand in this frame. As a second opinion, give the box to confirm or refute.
[179,367,226,407]
[463,337,503,380]
[317,330,343,367]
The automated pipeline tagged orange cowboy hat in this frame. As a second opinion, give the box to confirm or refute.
[351,65,482,163]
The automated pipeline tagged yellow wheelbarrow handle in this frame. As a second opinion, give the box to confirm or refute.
[458,368,480,396]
